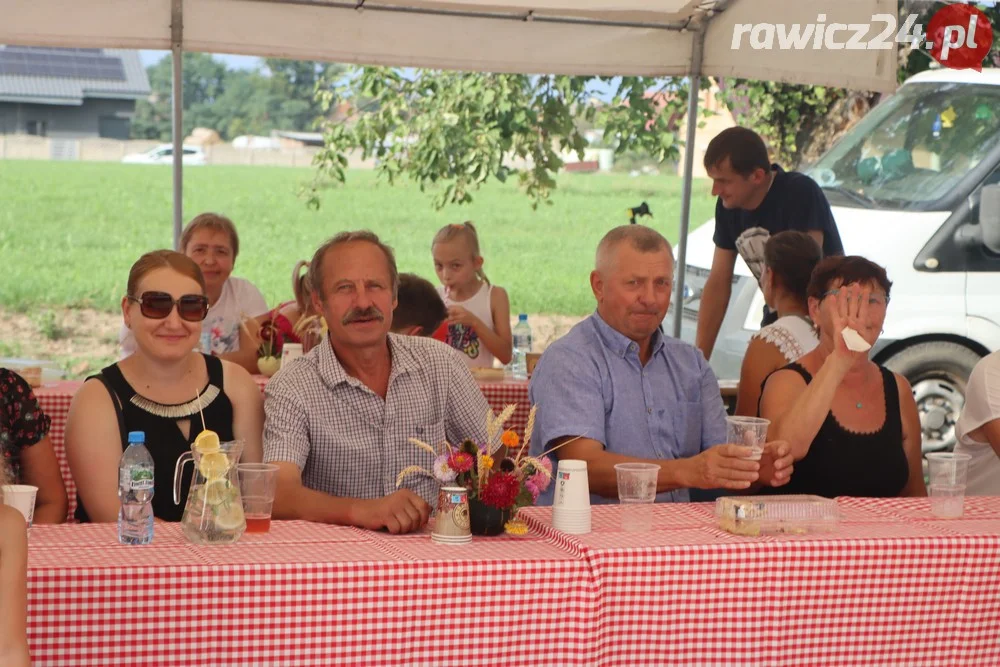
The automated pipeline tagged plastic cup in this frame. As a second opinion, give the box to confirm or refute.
[929,483,966,519]
[2,484,38,529]
[614,463,659,532]
[726,416,770,461]
[926,452,971,487]
[238,464,279,533]
[432,486,472,544]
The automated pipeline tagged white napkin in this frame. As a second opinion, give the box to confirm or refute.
[841,327,872,352]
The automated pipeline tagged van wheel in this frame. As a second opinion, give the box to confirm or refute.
[883,342,981,456]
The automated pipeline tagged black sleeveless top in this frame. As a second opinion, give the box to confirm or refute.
[75,354,235,522]
[762,362,909,498]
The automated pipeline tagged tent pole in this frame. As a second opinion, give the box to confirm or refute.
[671,24,705,339]
[171,0,184,251]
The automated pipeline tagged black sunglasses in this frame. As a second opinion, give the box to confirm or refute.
[127,291,209,322]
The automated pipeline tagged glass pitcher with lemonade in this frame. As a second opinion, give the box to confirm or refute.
[174,431,246,544]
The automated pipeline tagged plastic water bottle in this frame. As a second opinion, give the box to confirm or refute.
[118,431,154,545]
[511,314,532,380]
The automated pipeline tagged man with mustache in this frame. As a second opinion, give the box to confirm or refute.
[529,225,795,505]
[263,231,489,534]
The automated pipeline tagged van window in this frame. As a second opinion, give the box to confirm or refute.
[809,83,1000,211]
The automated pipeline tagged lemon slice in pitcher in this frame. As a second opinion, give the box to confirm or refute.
[194,430,221,454]
[199,451,230,480]
[214,498,246,530]
[204,478,232,506]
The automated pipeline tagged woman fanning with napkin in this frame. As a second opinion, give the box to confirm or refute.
[758,257,926,497]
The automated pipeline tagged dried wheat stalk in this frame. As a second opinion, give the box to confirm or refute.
[395,465,432,488]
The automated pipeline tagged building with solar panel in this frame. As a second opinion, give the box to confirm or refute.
[0,46,150,140]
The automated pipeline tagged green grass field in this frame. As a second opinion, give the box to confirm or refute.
[0,160,715,315]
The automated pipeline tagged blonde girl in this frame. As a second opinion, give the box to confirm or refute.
[431,222,512,367]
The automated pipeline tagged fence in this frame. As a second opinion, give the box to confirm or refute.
[0,135,341,168]
[0,135,618,172]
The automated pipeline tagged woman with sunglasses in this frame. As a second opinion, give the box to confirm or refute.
[118,213,270,374]
[66,250,264,522]
[758,256,926,498]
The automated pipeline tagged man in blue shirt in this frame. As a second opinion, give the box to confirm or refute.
[529,225,793,504]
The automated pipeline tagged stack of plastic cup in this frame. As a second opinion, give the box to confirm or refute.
[926,452,972,518]
[2,484,38,530]
[551,459,591,534]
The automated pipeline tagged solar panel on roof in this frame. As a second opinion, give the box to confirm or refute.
[0,46,125,81]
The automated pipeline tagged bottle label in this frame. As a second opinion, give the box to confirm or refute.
[121,465,154,490]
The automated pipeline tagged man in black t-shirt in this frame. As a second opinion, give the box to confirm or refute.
[694,127,842,362]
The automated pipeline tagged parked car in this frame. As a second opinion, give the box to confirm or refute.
[671,68,1000,456]
[122,144,206,165]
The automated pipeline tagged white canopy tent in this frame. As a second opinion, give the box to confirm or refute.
[2,0,897,335]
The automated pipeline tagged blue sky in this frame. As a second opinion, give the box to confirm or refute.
[140,50,262,70]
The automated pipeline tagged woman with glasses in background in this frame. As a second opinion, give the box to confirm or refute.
[66,250,263,522]
[758,256,926,498]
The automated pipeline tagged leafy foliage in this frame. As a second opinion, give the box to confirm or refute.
[899,1,1000,82]
[131,54,344,141]
[308,69,691,209]
[717,80,844,168]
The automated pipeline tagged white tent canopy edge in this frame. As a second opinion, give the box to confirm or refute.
[4,0,897,88]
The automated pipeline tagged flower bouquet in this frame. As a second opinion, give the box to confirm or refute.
[397,404,554,536]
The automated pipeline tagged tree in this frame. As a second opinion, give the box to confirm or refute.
[715,80,879,170]
[131,53,229,140]
[899,1,1000,81]
[131,55,346,141]
[264,59,345,131]
[308,68,690,209]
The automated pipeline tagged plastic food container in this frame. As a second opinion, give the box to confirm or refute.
[716,494,841,536]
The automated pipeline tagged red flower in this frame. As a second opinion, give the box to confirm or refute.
[480,472,520,509]
[447,452,474,473]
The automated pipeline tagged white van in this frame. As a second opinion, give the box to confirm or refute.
[673,68,1000,456]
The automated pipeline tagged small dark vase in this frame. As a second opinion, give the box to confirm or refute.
[469,497,509,536]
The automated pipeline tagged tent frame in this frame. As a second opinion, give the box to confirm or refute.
[164,0,726,338]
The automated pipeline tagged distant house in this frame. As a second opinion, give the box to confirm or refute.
[0,46,150,140]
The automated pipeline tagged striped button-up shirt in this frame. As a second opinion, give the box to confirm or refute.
[264,334,490,504]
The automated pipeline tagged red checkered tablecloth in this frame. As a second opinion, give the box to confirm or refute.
[26,499,1000,666]
[34,377,529,521]
[27,520,595,666]
[33,382,78,518]
[520,497,1000,667]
